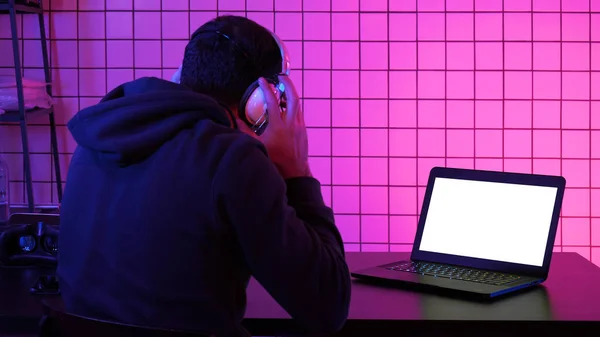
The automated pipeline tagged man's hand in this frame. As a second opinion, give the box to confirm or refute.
[237,77,312,179]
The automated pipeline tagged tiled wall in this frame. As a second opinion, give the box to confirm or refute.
[1,0,599,265]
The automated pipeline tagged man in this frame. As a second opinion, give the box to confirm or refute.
[57,15,351,336]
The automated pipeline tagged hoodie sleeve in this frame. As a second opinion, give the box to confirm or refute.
[212,139,351,334]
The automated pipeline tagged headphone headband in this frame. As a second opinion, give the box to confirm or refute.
[269,30,290,76]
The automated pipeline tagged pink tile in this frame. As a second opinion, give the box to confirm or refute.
[218,0,246,10]
[563,72,590,100]
[78,0,105,10]
[332,42,358,69]
[475,100,503,128]
[389,129,417,157]
[78,12,105,40]
[284,40,302,69]
[447,101,474,128]
[361,215,389,242]
[475,130,503,157]
[304,42,331,69]
[533,130,561,158]
[475,14,502,41]
[504,0,531,10]
[361,129,388,157]
[446,14,474,41]
[332,71,359,98]
[106,12,133,39]
[78,69,106,97]
[417,71,445,99]
[475,43,503,70]
[417,0,444,11]
[303,99,331,127]
[504,101,532,128]
[389,71,417,99]
[361,42,388,70]
[361,100,388,127]
[593,103,600,129]
[22,14,48,39]
[505,72,532,99]
[417,14,445,41]
[593,73,600,100]
[475,158,503,171]
[532,0,560,11]
[446,0,474,11]
[361,158,389,186]
[591,160,600,187]
[344,244,360,252]
[418,129,445,157]
[504,130,532,158]
[22,40,44,68]
[332,129,360,156]
[562,43,590,71]
[390,187,418,215]
[360,14,388,41]
[475,72,503,99]
[360,0,388,11]
[389,14,417,41]
[303,70,330,98]
[107,69,134,92]
[418,159,445,186]
[133,0,160,9]
[332,158,359,185]
[474,0,502,11]
[418,42,445,70]
[332,186,360,214]
[595,219,600,250]
[533,43,560,70]
[308,157,331,185]
[593,191,600,217]
[303,0,331,10]
[246,12,274,31]
[274,13,302,40]
[332,100,359,127]
[162,40,187,68]
[562,131,590,159]
[533,14,560,41]
[562,101,590,129]
[562,14,590,42]
[447,130,474,157]
[593,248,600,267]
[389,0,416,11]
[361,187,389,214]
[504,13,531,41]
[51,0,77,10]
[332,14,358,41]
[561,0,590,12]
[417,100,445,128]
[134,12,161,39]
[562,160,590,188]
[78,41,106,68]
[503,159,532,174]
[533,101,561,129]
[335,215,360,242]
[447,71,474,99]
[106,0,133,9]
[189,0,216,9]
[562,188,590,216]
[50,13,77,39]
[562,246,590,260]
[162,12,189,39]
[304,13,330,40]
[331,0,359,10]
[505,43,532,70]
[389,100,417,128]
[447,158,475,169]
[533,72,561,99]
[594,0,600,11]
[274,0,301,10]
[307,129,331,156]
[361,244,390,252]
[390,216,418,244]
[593,15,600,42]
[390,43,417,70]
[52,69,79,96]
[446,42,474,70]
[390,158,417,186]
[134,41,161,68]
[189,12,218,35]
[562,218,590,246]
[53,97,79,125]
[160,0,188,10]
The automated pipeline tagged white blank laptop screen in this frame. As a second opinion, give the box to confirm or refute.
[418,177,558,267]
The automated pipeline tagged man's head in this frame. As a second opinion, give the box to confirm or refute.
[180,15,283,111]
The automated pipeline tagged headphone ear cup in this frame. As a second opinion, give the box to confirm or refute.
[238,80,263,126]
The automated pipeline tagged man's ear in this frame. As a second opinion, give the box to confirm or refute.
[171,65,183,83]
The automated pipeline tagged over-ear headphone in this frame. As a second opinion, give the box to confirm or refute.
[172,28,290,135]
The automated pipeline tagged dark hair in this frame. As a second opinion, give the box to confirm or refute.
[180,15,283,107]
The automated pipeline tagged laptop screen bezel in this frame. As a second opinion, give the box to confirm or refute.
[410,167,566,278]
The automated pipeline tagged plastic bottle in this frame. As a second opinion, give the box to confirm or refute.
[0,155,9,223]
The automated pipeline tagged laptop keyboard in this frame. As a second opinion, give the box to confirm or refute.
[384,261,521,286]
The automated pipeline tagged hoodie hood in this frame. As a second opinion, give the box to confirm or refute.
[67,77,232,165]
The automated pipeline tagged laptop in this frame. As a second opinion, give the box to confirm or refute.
[351,167,566,299]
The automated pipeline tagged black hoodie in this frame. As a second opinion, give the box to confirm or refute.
[56,77,351,336]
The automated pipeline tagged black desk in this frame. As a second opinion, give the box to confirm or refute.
[2,252,600,336]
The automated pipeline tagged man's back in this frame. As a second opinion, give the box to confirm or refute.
[57,77,351,336]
